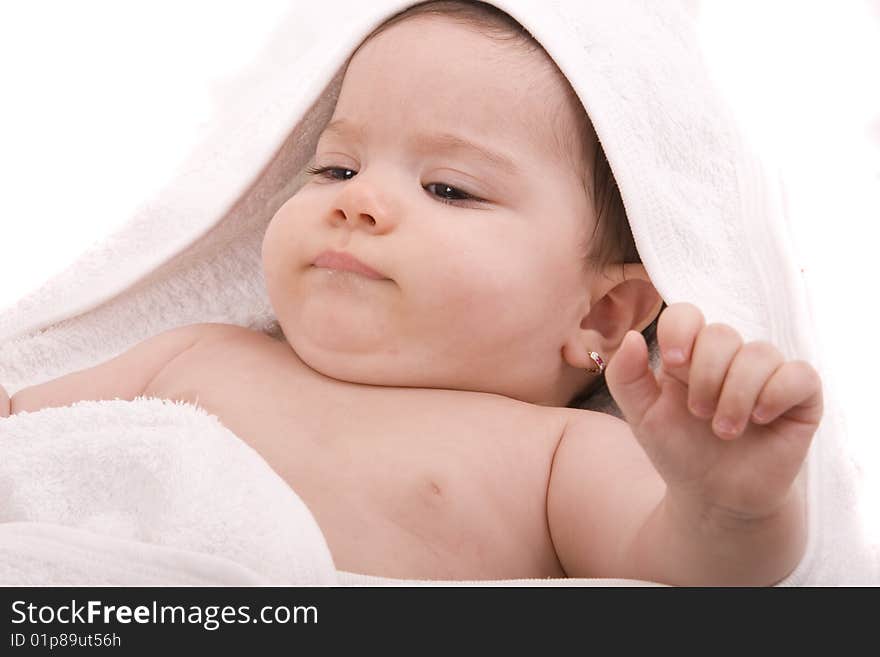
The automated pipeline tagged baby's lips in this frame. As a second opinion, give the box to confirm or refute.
[313,249,389,280]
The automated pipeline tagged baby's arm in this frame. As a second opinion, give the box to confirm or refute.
[548,302,820,586]
[3,323,222,416]
[547,411,805,586]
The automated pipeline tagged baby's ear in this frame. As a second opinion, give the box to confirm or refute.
[613,264,663,334]
[561,337,600,372]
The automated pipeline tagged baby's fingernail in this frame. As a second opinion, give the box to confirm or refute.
[714,417,737,436]
[664,348,685,365]
[752,406,769,423]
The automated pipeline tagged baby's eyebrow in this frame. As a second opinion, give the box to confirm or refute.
[321,118,521,176]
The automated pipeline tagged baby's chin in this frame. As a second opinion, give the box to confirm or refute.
[293,350,416,389]
[279,317,409,386]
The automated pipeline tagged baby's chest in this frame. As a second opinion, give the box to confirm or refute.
[151,337,560,499]
[146,335,568,577]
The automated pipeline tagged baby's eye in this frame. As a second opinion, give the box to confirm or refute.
[424,182,479,206]
[305,165,355,181]
[304,165,482,206]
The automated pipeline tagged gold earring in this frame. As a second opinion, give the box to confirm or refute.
[585,351,605,374]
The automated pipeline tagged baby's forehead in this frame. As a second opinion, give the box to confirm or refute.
[343,16,592,172]
[523,74,592,172]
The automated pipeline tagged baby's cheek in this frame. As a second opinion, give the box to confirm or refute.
[262,207,301,278]
[460,270,531,327]
[261,225,296,319]
[421,258,505,309]
[260,230,282,290]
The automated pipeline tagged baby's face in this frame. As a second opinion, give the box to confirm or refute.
[263,16,598,404]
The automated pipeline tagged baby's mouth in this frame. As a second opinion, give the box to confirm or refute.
[312,250,389,280]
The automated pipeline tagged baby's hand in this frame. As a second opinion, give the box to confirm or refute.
[605,302,823,522]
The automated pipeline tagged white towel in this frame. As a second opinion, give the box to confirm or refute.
[1,0,876,585]
[0,399,337,585]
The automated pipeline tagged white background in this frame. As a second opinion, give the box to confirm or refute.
[1,2,879,532]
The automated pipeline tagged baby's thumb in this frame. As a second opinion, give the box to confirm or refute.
[604,330,661,427]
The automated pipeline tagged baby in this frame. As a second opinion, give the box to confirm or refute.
[0,1,823,585]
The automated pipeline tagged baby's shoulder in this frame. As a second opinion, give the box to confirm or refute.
[553,406,639,454]
[147,322,274,386]
[557,405,623,429]
[547,407,656,512]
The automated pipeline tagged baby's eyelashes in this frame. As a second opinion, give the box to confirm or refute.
[424,182,482,206]
[305,165,355,181]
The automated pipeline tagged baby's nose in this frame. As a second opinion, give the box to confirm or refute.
[333,176,395,232]
[345,210,376,227]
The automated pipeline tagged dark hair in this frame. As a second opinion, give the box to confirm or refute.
[347,0,663,414]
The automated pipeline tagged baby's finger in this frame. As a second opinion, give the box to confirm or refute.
[687,323,743,419]
[605,330,661,428]
[750,360,824,428]
[711,341,785,439]
[656,302,705,382]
